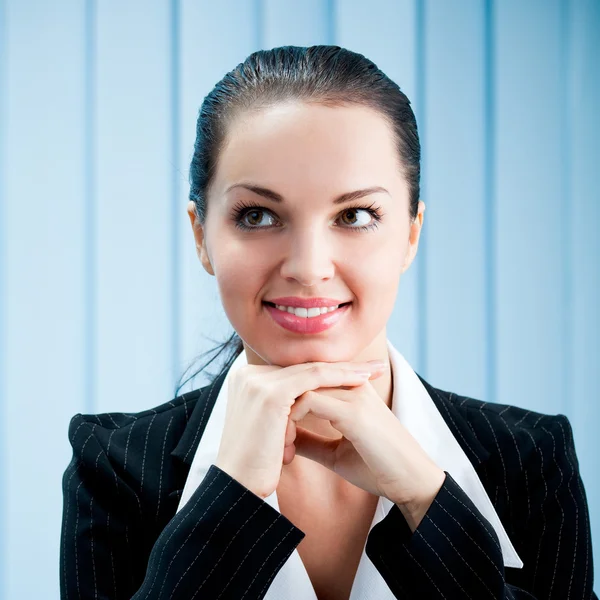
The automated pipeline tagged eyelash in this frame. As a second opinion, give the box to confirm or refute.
[230,200,385,233]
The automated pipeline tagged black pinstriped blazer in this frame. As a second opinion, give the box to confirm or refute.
[60,368,597,599]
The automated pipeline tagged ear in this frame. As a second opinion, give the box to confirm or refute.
[187,201,215,276]
[401,200,426,274]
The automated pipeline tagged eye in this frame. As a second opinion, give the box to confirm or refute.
[339,207,377,230]
[236,206,277,229]
[230,201,384,233]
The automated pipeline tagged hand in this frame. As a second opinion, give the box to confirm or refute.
[214,359,389,499]
[288,372,446,514]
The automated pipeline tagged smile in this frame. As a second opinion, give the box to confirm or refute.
[262,301,352,334]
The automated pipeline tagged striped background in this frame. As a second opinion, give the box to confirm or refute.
[1,0,598,598]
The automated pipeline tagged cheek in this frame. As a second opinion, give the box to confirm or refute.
[350,234,404,286]
[347,239,404,317]
[215,267,259,306]
[210,245,266,313]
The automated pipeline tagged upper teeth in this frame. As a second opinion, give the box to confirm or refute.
[275,304,341,318]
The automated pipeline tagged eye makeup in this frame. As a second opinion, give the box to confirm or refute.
[229,199,385,233]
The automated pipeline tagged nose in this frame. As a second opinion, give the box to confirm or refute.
[278,225,335,286]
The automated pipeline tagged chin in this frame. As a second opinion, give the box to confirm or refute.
[266,347,351,367]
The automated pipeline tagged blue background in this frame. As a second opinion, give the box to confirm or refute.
[0,0,598,597]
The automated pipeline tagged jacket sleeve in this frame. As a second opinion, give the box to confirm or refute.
[365,413,597,599]
[60,415,305,600]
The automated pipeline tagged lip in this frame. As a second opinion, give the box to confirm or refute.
[264,302,352,334]
[265,296,350,309]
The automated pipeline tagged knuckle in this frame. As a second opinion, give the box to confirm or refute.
[296,390,310,402]
[246,378,264,398]
[237,370,261,395]
[311,364,327,378]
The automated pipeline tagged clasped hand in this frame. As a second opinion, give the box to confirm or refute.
[216,358,446,530]
[287,362,446,526]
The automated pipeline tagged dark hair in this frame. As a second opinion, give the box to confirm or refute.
[173,44,421,398]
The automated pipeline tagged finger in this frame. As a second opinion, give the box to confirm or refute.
[248,359,387,382]
[290,391,352,428]
[293,426,339,470]
[282,442,296,465]
[312,386,357,398]
[284,417,296,446]
[338,369,386,389]
[285,365,381,401]
[366,369,385,379]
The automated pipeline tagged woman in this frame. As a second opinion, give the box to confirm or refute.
[60,45,597,599]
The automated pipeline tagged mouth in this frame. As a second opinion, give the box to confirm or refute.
[262,301,352,311]
[262,301,353,334]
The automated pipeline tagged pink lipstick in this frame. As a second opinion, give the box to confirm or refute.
[263,301,352,334]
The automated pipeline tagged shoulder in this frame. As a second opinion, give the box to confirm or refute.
[427,382,588,550]
[68,387,203,453]
[429,382,577,475]
[65,387,207,504]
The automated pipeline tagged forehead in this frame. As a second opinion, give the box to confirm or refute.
[212,101,404,200]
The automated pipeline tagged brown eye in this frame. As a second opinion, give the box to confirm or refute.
[231,201,383,232]
[237,208,277,228]
[341,208,356,225]
[246,210,263,226]
[340,208,373,228]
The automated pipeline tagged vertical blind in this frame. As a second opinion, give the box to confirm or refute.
[0,0,598,597]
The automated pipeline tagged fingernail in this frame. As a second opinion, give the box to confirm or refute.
[367,360,387,368]
[353,370,372,377]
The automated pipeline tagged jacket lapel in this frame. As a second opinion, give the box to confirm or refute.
[416,373,491,470]
[170,369,228,468]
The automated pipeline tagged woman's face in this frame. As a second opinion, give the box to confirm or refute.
[188,100,425,367]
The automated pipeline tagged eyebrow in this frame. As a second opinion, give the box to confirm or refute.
[225,183,390,205]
